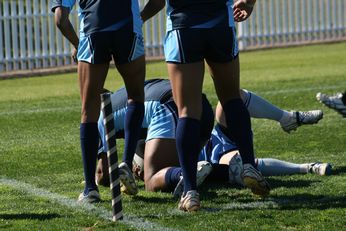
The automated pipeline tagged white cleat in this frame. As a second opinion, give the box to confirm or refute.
[178,190,200,212]
[280,110,323,133]
[309,162,332,176]
[78,190,101,203]
[119,162,138,195]
[243,164,270,198]
[316,92,346,117]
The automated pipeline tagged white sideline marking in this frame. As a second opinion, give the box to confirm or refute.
[224,201,280,209]
[219,198,299,211]
[167,200,283,216]
[259,84,344,95]
[0,177,177,231]
[0,84,344,117]
[0,106,80,116]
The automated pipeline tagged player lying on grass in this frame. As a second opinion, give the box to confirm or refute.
[190,102,331,192]
[127,136,332,197]
[118,108,330,196]
[97,78,215,195]
[96,78,326,195]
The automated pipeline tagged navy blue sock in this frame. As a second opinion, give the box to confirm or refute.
[123,101,144,169]
[80,123,99,194]
[176,117,201,193]
[342,91,346,104]
[223,98,255,166]
[164,167,182,190]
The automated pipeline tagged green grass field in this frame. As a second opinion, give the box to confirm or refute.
[0,42,345,231]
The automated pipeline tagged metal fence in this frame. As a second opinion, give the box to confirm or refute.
[0,0,345,73]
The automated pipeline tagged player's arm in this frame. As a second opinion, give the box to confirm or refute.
[54,6,79,48]
[53,6,79,62]
[233,0,256,22]
[141,0,165,22]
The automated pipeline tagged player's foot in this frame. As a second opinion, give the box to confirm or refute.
[178,190,200,212]
[119,162,138,195]
[309,162,332,176]
[78,190,101,203]
[173,161,213,198]
[228,153,244,186]
[316,92,346,117]
[280,110,323,133]
[243,164,270,198]
[132,139,146,180]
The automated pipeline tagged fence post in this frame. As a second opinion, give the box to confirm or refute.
[26,0,34,70]
[33,0,41,68]
[1,0,346,74]
[238,21,244,51]
[0,2,4,72]
[4,0,12,71]
[10,1,19,71]
[19,0,27,70]
[41,0,49,68]
[159,11,165,56]
[48,8,56,67]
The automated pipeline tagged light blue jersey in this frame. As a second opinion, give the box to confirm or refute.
[98,79,214,154]
[98,100,178,153]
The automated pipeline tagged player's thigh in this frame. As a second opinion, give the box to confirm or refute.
[167,62,204,119]
[77,32,115,121]
[205,27,241,104]
[143,138,179,183]
[78,62,109,122]
[117,56,145,103]
[111,26,145,102]
[208,59,241,104]
[164,29,206,119]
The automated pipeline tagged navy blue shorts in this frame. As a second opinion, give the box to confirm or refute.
[164,27,239,64]
[77,24,144,64]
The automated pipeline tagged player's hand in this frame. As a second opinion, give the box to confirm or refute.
[71,47,78,63]
[233,0,256,22]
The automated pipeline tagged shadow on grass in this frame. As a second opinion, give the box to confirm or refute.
[201,193,346,212]
[0,213,60,220]
[202,177,317,192]
[102,194,175,204]
[270,194,346,210]
[266,178,318,189]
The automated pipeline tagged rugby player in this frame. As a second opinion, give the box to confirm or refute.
[96,79,214,194]
[96,79,327,197]
[141,0,265,211]
[52,0,148,203]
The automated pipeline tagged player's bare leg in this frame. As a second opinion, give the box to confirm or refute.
[115,55,146,195]
[78,61,109,203]
[207,57,270,197]
[143,138,180,191]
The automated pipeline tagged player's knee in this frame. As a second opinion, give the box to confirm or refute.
[144,178,159,192]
